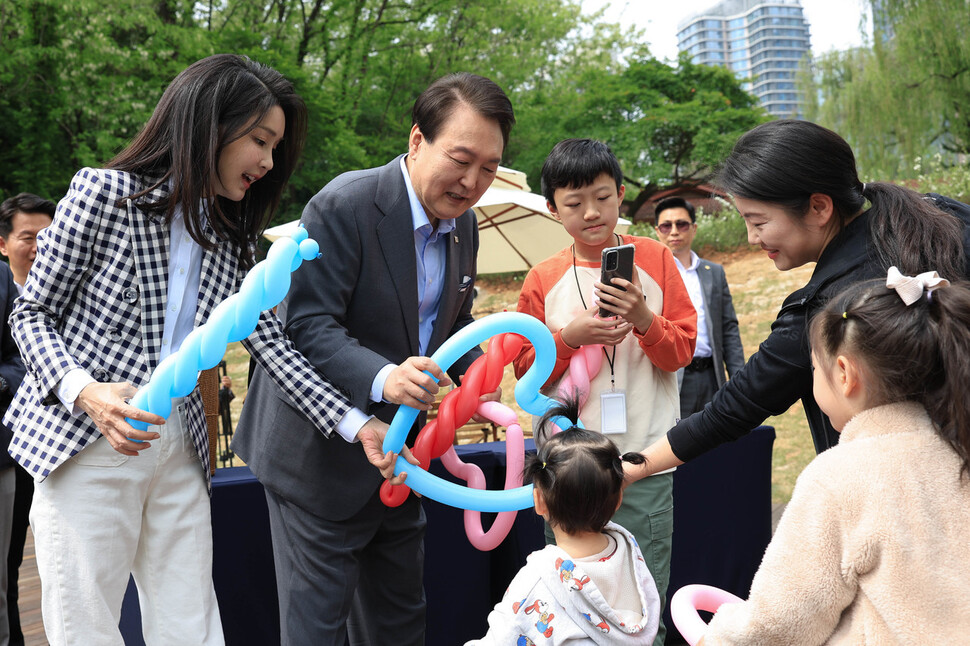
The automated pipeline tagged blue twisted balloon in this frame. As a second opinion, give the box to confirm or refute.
[126,226,320,431]
[382,312,576,512]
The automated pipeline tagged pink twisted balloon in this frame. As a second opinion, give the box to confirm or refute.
[556,344,604,408]
[440,400,525,551]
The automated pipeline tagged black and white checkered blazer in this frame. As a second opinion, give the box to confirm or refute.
[4,167,351,484]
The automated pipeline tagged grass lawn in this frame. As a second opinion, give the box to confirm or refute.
[220,246,818,506]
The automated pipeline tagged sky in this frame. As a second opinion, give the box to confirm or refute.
[581,0,872,62]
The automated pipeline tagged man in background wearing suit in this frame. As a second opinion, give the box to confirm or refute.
[233,73,515,646]
[654,197,744,418]
[0,260,26,646]
[0,193,52,646]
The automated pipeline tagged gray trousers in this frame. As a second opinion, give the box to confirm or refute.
[679,364,719,419]
[0,467,16,646]
[265,487,427,646]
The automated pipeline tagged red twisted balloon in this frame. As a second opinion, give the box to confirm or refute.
[380,332,525,507]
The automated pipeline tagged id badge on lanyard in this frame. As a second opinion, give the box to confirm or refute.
[601,389,627,434]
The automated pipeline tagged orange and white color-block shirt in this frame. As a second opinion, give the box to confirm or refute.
[514,235,696,459]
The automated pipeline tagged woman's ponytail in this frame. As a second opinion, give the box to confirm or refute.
[865,182,967,281]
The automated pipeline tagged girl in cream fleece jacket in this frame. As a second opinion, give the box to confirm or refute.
[700,270,970,645]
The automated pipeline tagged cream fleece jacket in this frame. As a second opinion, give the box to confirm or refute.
[704,401,970,645]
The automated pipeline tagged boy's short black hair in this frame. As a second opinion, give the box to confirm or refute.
[540,139,623,207]
[654,196,696,225]
[0,193,55,239]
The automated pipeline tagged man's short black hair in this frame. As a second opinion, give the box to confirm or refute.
[654,196,696,226]
[0,192,55,239]
[540,139,623,207]
[411,72,515,151]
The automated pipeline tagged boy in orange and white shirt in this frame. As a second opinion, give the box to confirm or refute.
[514,139,696,646]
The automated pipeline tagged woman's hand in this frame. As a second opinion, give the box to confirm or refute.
[75,382,165,455]
[623,436,684,489]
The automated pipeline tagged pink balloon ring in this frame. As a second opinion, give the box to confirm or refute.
[670,584,743,645]
[439,400,525,551]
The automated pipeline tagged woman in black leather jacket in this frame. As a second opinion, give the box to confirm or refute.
[627,119,970,479]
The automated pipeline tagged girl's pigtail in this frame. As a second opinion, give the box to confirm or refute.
[925,285,970,476]
[534,388,582,444]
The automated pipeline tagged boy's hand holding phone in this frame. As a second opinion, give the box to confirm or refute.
[560,305,633,348]
[596,271,655,333]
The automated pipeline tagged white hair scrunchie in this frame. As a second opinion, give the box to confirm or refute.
[885,266,950,306]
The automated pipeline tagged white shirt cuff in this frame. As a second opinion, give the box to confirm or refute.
[371,363,396,403]
[335,407,371,443]
[57,369,97,416]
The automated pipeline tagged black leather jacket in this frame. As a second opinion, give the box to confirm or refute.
[668,194,970,460]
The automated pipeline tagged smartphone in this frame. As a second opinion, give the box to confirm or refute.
[599,243,635,317]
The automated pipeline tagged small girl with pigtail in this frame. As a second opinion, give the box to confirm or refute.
[697,267,970,645]
[467,393,661,645]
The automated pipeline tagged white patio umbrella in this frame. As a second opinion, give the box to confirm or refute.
[473,186,572,274]
[473,168,630,275]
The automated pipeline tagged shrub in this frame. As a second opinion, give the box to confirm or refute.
[906,155,970,203]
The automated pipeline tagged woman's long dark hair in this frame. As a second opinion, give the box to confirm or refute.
[109,54,307,268]
[524,392,645,534]
[718,120,966,281]
[811,277,970,476]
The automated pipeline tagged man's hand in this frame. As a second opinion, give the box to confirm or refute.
[220,375,232,390]
[470,386,502,424]
[382,357,452,409]
[560,305,634,349]
[358,417,420,486]
[596,270,655,333]
[75,382,164,455]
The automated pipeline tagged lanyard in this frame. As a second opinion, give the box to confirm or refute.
[570,235,619,390]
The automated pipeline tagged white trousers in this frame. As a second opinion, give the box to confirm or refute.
[30,400,224,646]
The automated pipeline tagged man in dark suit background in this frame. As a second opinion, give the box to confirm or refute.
[0,193,51,646]
[233,73,515,646]
[654,197,745,418]
[0,260,26,646]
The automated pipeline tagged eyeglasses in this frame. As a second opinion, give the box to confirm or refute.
[657,220,693,234]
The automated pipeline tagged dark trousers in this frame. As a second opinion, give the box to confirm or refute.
[264,486,427,646]
[679,362,719,419]
[6,464,32,646]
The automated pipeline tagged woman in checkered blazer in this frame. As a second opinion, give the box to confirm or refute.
[2,54,396,646]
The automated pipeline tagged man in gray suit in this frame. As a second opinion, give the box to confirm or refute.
[654,197,745,418]
[233,73,514,646]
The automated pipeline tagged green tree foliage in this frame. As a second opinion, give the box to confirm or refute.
[0,0,212,198]
[802,0,970,179]
[508,51,767,219]
[0,0,764,226]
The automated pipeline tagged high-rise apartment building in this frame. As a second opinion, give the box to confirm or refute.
[677,0,811,118]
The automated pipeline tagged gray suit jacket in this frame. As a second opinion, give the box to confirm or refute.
[234,156,481,520]
[677,259,744,389]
